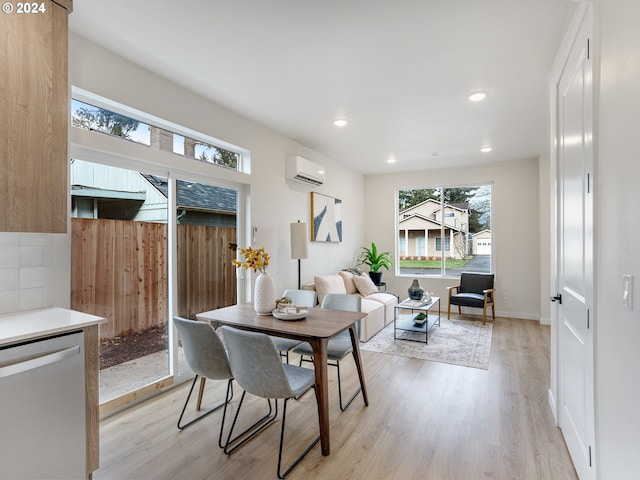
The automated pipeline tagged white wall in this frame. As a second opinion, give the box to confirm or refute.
[539,153,551,325]
[68,34,366,295]
[364,156,542,320]
[595,1,640,477]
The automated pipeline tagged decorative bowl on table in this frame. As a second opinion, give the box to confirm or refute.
[272,306,308,321]
[413,312,427,325]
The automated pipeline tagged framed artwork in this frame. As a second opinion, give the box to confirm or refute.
[311,192,342,242]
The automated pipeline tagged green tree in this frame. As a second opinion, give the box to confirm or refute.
[398,188,440,210]
[194,143,238,169]
[72,107,139,139]
[212,148,239,168]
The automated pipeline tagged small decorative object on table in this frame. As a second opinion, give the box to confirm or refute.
[272,304,309,321]
[413,312,427,325]
[408,278,425,300]
[232,246,275,315]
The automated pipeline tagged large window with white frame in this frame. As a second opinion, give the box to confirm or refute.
[397,185,492,277]
[69,90,249,412]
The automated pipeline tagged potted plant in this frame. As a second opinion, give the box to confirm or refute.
[357,242,393,285]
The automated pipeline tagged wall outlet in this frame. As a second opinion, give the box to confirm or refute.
[503,291,509,301]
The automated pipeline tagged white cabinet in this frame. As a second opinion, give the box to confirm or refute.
[0,332,86,479]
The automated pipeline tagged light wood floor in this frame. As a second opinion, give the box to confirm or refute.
[94,316,578,479]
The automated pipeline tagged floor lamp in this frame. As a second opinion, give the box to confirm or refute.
[290,220,308,289]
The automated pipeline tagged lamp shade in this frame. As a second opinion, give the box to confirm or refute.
[290,222,308,259]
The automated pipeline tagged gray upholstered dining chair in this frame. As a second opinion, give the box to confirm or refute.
[292,293,363,412]
[270,289,318,363]
[220,326,320,480]
[173,317,234,448]
[447,272,495,324]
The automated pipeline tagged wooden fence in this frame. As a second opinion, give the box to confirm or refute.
[176,223,237,320]
[71,218,237,340]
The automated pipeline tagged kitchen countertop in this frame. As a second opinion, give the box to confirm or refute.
[0,307,106,346]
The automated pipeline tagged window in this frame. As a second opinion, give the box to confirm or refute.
[435,237,451,251]
[71,99,151,145]
[71,98,242,171]
[397,185,491,276]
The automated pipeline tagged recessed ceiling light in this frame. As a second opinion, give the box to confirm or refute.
[468,92,488,102]
[480,146,493,153]
[386,157,396,164]
[333,118,348,127]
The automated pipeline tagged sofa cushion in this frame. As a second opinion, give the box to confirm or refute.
[338,270,358,294]
[353,274,378,296]
[314,274,347,304]
[365,292,399,326]
[359,298,385,342]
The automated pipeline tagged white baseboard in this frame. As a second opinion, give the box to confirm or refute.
[455,307,539,321]
[495,310,539,321]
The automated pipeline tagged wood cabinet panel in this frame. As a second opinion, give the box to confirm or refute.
[0,0,70,233]
[84,324,100,475]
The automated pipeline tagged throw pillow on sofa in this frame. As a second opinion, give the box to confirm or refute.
[314,274,347,304]
[338,270,359,294]
[352,274,379,296]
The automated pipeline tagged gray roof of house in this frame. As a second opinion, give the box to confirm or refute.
[143,175,236,213]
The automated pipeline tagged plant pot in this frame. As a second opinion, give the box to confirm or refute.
[368,271,383,286]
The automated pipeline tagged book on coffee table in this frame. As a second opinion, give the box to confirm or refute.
[399,299,431,308]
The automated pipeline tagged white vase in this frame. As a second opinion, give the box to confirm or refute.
[254,272,276,315]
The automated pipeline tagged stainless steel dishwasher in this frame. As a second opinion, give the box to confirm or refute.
[0,331,86,479]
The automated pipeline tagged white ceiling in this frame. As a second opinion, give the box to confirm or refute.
[69,0,574,175]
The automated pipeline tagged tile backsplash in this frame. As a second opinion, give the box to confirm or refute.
[0,232,70,314]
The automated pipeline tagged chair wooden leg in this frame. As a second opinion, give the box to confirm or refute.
[492,304,495,320]
[196,377,206,411]
[457,306,461,314]
[447,302,451,319]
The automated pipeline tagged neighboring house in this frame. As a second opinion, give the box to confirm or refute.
[70,159,236,226]
[398,199,469,259]
[472,229,492,255]
[143,175,237,227]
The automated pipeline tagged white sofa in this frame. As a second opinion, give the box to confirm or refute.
[303,270,398,342]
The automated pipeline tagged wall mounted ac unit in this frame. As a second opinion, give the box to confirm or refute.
[285,156,325,186]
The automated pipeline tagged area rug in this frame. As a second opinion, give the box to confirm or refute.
[360,318,493,369]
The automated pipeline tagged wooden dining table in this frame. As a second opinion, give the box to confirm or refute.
[196,303,369,456]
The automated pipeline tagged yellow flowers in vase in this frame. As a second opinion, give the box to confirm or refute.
[233,246,275,315]
[232,246,270,273]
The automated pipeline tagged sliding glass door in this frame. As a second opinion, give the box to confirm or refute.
[173,177,239,377]
[70,160,242,409]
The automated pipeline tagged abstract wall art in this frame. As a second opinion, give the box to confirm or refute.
[310,192,342,242]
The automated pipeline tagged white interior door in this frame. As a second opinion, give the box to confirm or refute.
[556,8,595,479]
